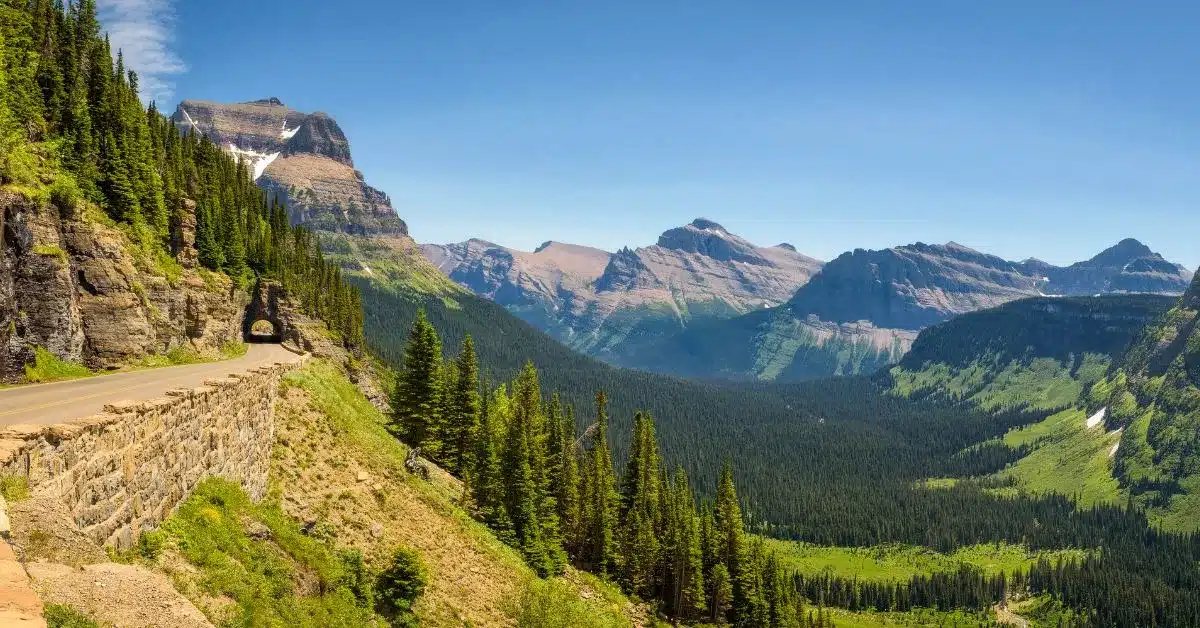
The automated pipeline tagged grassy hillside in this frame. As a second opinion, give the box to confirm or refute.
[764,540,1088,583]
[91,359,640,627]
[883,292,1200,529]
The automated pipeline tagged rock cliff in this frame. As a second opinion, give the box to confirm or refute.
[0,192,245,381]
[170,98,405,237]
[421,219,824,360]
[171,98,460,298]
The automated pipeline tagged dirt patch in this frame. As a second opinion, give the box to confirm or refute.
[8,495,107,566]
[29,562,212,627]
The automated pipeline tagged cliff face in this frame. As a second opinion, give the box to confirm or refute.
[172,98,460,297]
[421,219,824,360]
[171,98,405,237]
[0,192,245,381]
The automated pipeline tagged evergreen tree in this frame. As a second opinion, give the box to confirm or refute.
[391,310,443,451]
[554,404,581,557]
[443,335,480,476]
[582,391,618,576]
[501,363,548,574]
[470,384,508,535]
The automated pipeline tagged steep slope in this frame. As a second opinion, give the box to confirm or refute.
[421,218,822,360]
[1100,269,1200,529]
[171,98,459,297]
[882,282,1200,530]
[625,240,1191,381]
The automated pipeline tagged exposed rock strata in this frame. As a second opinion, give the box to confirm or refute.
[0,192,246,380]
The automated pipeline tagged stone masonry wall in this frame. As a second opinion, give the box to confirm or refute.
[0,355,306,548]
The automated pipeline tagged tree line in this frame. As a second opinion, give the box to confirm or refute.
[0,0,362,345]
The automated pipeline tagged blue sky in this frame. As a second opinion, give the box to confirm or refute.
[103,1,1200,268]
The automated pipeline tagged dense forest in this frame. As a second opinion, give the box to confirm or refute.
[0,0,363,344]
[382,299,1200,625]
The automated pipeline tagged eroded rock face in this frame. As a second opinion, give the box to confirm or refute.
[421,218,824,360]
[170,99,406,237]
[0,192,246,380]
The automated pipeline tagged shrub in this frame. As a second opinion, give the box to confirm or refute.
[49,176,83,216]
[0,475,29,502]
[44,604,100,628]
[509,578,628,628]
[375,547,427,626]
[24,346,91,383]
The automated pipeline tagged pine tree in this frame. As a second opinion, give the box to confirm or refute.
[554,404,581,557]
[714,461,751,624]
[470,384,508,535]
[443,335,480,476]
[711,564,733,623]
[619,412,662,597]
[582,391,618,576]
[391,310,443,451]
[501,363,548,574]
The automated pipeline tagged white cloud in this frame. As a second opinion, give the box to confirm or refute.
[97,0,187,105]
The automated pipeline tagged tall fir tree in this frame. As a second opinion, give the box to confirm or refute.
[391,310,443,451]
[443,335,480,476]
[582,390,618,576]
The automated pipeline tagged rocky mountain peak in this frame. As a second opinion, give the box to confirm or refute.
[1084,238,1156,268]
[170,98,405,237]
[656,218,769,265]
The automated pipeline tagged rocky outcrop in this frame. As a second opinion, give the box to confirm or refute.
[421,219,824,360]
[170,99,406,237]
[0,191,246,381]
[0,356,305,548]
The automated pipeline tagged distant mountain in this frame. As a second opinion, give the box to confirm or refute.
[171,98,459,296]
[619,239,1193,381]
[421,219,823,360]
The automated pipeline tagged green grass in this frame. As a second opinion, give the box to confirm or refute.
[826,607,1002,627]
[43,603,101,628]
[31,244,68,263]
[764,539,1088,583]
[0,475,30,502]
[890,354,1110,413]
[23,346,92,383]
[508,578,630,628]
[998,408,1123,506]
[142,477,378,626]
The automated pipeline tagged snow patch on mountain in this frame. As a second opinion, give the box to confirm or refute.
[281,120,302,139]
[227,143,280,181]
[1086,407,1107,430]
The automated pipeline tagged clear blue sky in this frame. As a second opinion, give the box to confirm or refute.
[102,1,1200,268]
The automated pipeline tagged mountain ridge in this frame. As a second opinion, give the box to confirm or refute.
[421,218,824,360]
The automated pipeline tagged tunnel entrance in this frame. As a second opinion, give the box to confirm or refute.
[242,280,293,345]
[247,319,282,343]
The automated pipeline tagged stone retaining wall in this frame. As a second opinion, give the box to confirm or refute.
[0,356,306,548]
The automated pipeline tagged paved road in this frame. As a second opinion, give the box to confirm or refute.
[0,344,302,427]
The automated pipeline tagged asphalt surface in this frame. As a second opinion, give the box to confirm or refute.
[0,344,301,427]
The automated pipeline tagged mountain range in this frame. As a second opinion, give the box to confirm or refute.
[170,97,1193,383]
[421,219,823,360]
[425,227,1193,380]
